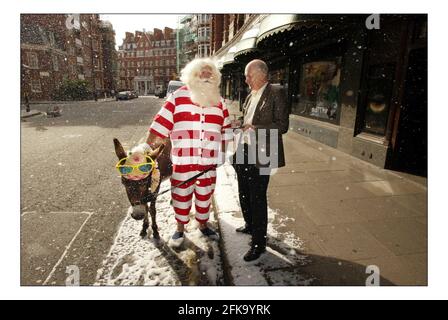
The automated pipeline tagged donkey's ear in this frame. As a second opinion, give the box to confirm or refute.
[149,144,165,160]
[113,138,127,159]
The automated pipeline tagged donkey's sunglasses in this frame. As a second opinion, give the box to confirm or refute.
[116,156,155,176]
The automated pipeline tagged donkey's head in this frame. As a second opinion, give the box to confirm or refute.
[113,138,165,221]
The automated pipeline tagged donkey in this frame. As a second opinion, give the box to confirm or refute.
[113,138,172,239]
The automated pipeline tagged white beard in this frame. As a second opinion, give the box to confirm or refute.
[188,78,221,107]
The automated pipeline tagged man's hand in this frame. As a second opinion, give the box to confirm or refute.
[242,124,256,132]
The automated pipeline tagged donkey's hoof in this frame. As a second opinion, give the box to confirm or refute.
[140,231,148,238]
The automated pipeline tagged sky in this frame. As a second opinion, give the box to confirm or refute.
[100,14,182,49]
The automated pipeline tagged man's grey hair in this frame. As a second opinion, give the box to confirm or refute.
[246,59,269,76]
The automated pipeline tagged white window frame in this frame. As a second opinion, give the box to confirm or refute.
[27,52,39,69]
[30,79,42,92]
[53,55,59,71]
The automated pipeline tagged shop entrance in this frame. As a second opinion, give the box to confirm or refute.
[387,47,427,177]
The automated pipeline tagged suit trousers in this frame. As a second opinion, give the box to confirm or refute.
[233,144,271,248]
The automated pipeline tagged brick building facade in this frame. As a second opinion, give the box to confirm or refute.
[21,14,109,101]
[117,27,177,95]
[99,20,118,95]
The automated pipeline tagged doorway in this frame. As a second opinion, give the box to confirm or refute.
[387,47,427,177]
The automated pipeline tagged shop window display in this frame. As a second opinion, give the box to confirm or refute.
[296,58,341,122]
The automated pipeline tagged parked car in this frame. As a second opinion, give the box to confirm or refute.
[116,91,138,100]
[165,81,185,98]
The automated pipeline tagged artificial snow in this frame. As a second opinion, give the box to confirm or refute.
[214,164,313,286]
[95,181,223,286]
[96,164,314,286]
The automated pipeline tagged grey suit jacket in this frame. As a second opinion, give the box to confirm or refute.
[237,83,289,169]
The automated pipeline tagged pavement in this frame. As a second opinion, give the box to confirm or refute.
[21,109,43,119]
[20,99,117,119]
[213,100,428,286]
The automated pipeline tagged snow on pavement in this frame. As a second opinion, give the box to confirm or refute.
[95,181,223,286]
[214,164,314,286]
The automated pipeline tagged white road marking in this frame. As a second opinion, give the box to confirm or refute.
[43,211,94,286]
[21,211,36,217]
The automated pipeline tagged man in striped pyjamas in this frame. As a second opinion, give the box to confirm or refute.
[146,58,232,247]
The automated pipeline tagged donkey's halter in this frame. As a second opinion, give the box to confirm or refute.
[119,151,162,204]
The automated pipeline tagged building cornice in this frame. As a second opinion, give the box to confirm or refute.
[21,43,67,56]
[214,14,268,58]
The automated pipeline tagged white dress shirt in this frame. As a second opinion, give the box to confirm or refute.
[244,82,268,125]
[242,82,268,145]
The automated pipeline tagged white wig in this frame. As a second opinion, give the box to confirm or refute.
[180,58,222,87]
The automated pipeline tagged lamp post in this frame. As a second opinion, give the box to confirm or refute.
[89,15,97,101]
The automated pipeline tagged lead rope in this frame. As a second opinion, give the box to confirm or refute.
[143,166,216,203]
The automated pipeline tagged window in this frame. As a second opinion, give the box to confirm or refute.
[293,59,341,122]
[30,80,41,92]
[53,55,59,71]
[198,27,211,40]
[27,52,39,69]
[92,40,99,51]
[93,57,100,69]
[356,23,402,137]
[198,44,210,57]
[48,32,56,47]
[360,63,395,136]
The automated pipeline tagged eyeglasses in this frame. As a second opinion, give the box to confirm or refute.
[116,155,156,176]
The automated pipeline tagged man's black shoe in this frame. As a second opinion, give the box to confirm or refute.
[243,246,266,262]
[236,226,252,234]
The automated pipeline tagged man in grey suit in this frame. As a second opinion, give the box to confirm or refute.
[233,59,289,262]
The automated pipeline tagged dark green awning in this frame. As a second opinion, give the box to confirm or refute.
[222,46,237,66]
[256,14,333,45]
[234,25,260,58]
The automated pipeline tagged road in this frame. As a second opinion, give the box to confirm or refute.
[21,96,168,285]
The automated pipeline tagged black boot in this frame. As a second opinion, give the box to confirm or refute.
[236,225,252,234]
[243,244,266,262]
